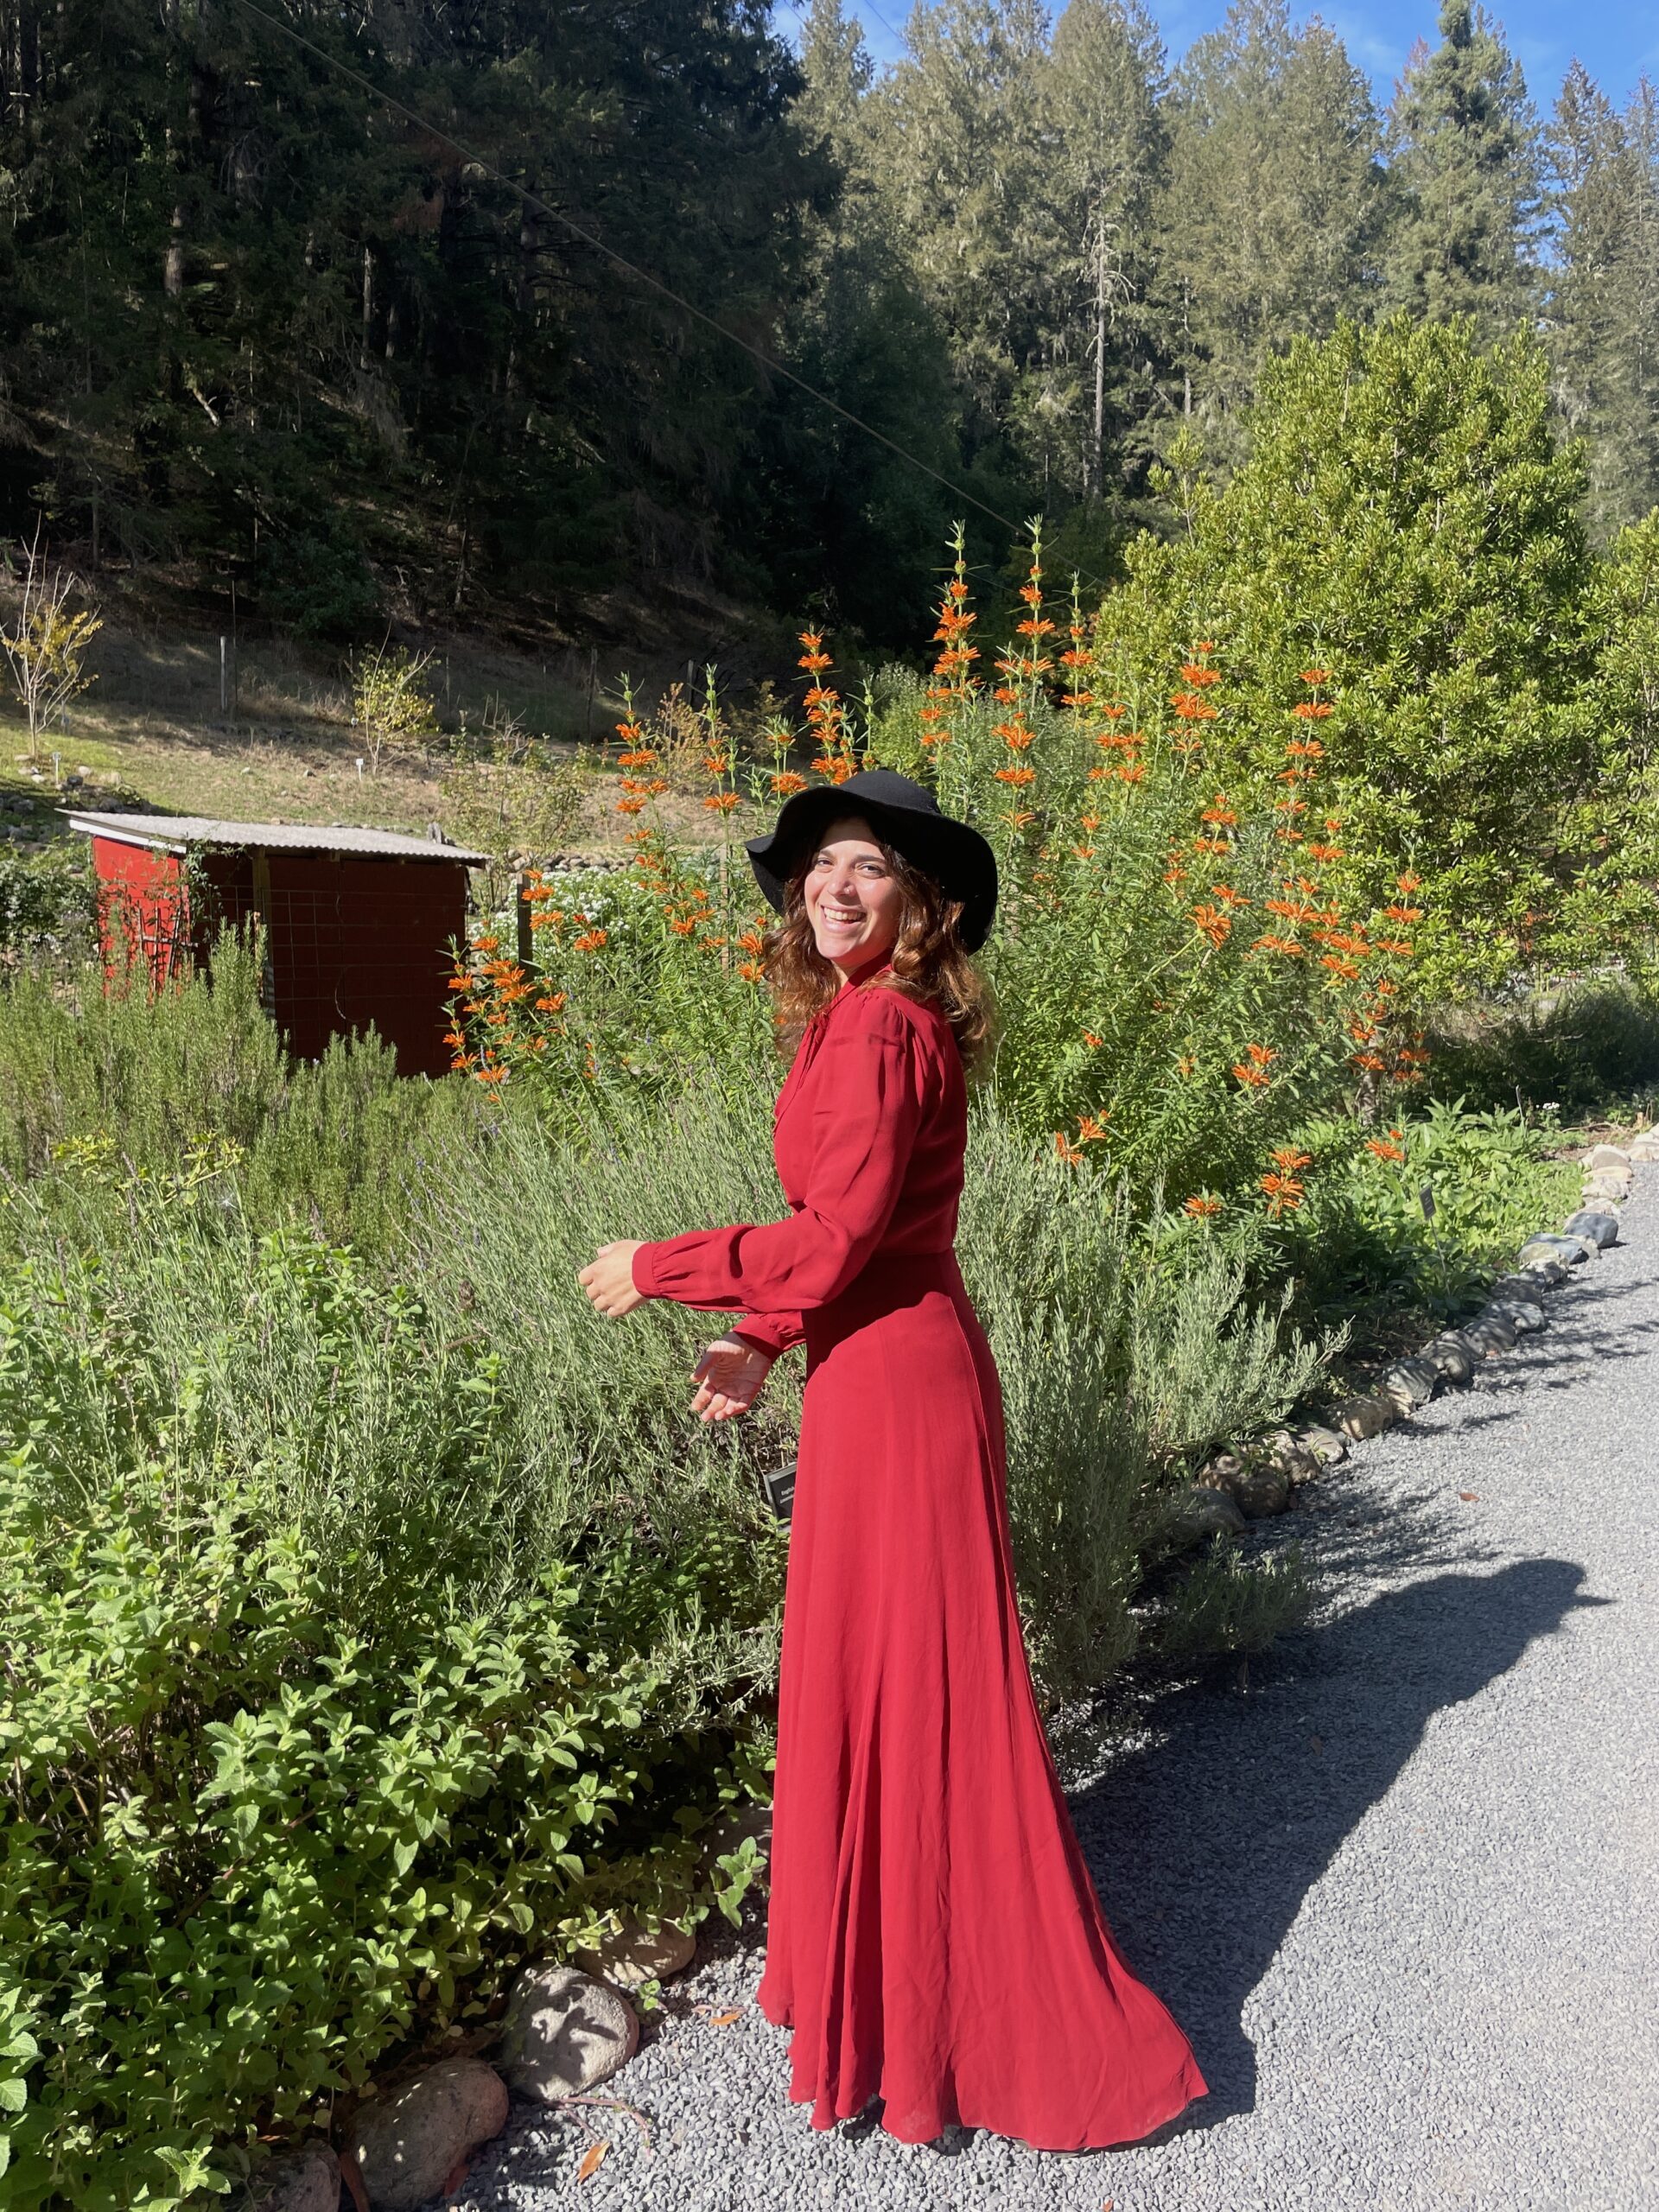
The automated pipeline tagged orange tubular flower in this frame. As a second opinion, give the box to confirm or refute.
[1177,1053,1198,1076]
[995,766,1037,785]
[1272,1147,1312,1173]
[1260,1171,1304,1217]
[1299,668,1330,684]
[702,791,741,813]
[1180,662,1221,687]
[771,772,809,796]
[1192,903,1231,948]
[1290,700,1335,720]
[1084,1031,1103,1048]
[1398,872,1423,893]
[1184,1193,1224,1218]
[1366,1130,1407,1163]
[572,929,608,952]
[1054,1132,1084,1166]
[1077,1115,1109,1143]
[1171,691,1219,721]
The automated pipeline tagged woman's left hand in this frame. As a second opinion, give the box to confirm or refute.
[578,1240,645,1316]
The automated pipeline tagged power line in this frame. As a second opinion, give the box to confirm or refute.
[223,0,1025,544]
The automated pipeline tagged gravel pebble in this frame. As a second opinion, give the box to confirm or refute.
[429,1181,1659,2212]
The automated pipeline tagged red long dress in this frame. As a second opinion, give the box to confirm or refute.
[630,960,1206,2150]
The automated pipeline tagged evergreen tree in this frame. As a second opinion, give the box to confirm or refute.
[1383,1,1541,343]
[1548,67,1659,537]
[1044,0,1167,509]
[1097,315,1598,992]
[1158,0,1386,442]
[0,0,825,632]
[744,0,967,640]
[866,0,1058,489]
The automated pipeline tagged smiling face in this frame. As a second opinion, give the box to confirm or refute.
[802,815,905,979]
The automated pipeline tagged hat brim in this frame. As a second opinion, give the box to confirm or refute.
[745,785,998,953]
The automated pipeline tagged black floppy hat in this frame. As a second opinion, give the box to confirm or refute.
[744,768,999,953]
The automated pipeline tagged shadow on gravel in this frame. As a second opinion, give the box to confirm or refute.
[1068,1558,1605,2131]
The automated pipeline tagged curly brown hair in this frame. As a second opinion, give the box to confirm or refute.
[761,817,994,1065]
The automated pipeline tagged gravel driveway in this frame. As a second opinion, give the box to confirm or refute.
[440,1174,1659,2212]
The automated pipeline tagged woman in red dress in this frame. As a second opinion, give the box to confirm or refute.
[579,771,1205,2152]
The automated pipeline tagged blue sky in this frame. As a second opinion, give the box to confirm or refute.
[772,3,1659,115]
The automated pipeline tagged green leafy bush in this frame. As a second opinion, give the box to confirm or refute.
[1275,1099,1580,1332]
[0,838,94,968]
[0,1453,764,2211]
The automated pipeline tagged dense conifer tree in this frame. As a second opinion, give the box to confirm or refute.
[1159,0,1387,442]
[1383,1,1541,342]
[1548,67,1659,537]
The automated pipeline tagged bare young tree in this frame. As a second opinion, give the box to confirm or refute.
[1,524,103,753]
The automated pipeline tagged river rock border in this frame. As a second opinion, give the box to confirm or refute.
[1169,1128,1656,1541]
[250,1917,712,2211]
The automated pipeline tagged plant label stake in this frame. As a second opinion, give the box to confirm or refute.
[1418,1183,1435,1220]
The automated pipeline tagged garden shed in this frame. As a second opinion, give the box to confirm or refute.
[68,812,488,1077]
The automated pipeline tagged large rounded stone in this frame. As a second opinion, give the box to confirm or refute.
[1490,1270,1558,1303]
[1383,1357,1438,1410]
[1166,1484,1248,1546]
[1292,1422,1348,1467]
[1563,1208,1619,1250]
[1583,1172,1630,1204]
[1519,1234,1590,1271]
[1582,1142,1630,1170]
[1627,1135,1659,1163]
[575,1917,697,1990]
[1424,1332,1478,1383]
[1334,1393,1397,1440]
[1464,1311,1516,1356]
[1196,1450,1245,1493]
[349,2059,509,2212]
[1487,1295,1545,1335]
[1231,1461,1291,1518]
[498,1963,639,2102]
[251,2147,340,2212]
[1260,1428,1321,1484]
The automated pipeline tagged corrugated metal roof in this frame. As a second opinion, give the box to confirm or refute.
[67,811,489,865]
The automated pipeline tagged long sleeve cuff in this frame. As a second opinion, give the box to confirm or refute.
[729,1312,808,1357]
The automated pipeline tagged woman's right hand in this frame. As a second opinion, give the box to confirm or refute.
[690,1335,775,1423]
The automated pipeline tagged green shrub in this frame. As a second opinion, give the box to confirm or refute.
[0,935,480,1257]
[1276,1098,1581,1332]
[1151,1536,1314,1662]
[0,838,95,968]
[0,1453,766,2211]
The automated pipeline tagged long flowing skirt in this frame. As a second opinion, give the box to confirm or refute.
[753,1252,1207,2150]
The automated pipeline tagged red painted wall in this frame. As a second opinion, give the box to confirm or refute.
[89,835,188,987]
[86,836,468,1078]
[262,853,467,1078]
